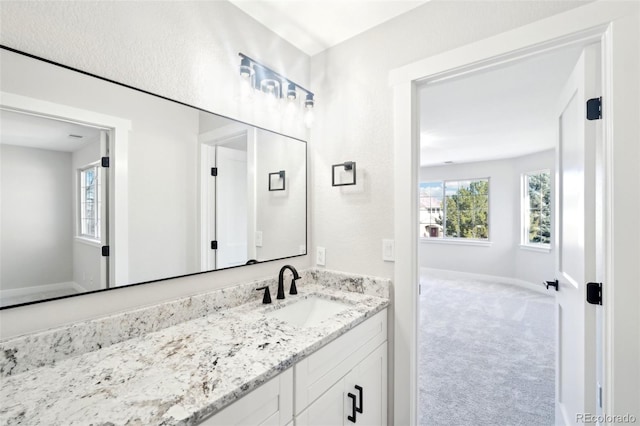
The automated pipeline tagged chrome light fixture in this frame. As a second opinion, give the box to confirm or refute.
[238,52,315,126]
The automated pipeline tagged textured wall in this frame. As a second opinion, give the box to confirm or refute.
[310,0,588,279]
[0,1,312,338]
[419,150,555,285]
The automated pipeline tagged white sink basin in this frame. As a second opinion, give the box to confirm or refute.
[266,296,350,328]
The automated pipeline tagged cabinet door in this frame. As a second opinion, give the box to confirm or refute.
[200,368,293,425]
[344,342,387,425]
[296,343,388,426]
[295,379,345,426]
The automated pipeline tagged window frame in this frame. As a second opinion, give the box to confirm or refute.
[77,162,102,242]
[420,177,491,243]
[521,169,551,250]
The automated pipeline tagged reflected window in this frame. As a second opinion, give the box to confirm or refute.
[78,164,101,240]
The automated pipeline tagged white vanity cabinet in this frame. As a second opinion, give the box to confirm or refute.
[199,308,387,426]
[295,342,387,425]
[200,368,293,426]
[294,309,387,425]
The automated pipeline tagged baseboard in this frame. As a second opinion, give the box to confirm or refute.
[0,281,80,299]
[420,267,551,295]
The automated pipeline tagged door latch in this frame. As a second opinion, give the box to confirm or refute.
[544,279,558,291]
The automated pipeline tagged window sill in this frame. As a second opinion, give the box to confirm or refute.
[519,244,551,253]
[74,236,102,248]
[420,238,492,247]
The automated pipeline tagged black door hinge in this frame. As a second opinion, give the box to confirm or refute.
[101,156,110,167]
[101,245,110,256]
[586,282,602,305]
[587,97,602,120]
[211,167,218,177]
[211,240,218,250]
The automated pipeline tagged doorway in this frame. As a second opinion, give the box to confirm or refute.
[0,109,110,306]
[390,4,639,424]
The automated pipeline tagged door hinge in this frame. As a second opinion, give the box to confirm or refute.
[586,97,602,120]
[211,167,218,177]
[586,282,602,305]
[210,240,218,250]
[101,156,110,167]
[101,245,110,257]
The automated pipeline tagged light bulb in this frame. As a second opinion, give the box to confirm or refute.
[304,109,314,128]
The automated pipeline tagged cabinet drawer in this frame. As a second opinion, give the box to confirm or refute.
[295,309,387,414]
[200,368,293,425]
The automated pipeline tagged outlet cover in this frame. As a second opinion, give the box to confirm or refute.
[255,231,263,247]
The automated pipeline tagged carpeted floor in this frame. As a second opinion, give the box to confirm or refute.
[418,273,555,426]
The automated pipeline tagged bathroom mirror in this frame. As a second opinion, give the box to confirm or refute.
[0,46,307,309]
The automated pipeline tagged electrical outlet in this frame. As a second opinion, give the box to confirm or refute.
[382,239,395,261]
[316,246,326,266]
[255,231,263,247]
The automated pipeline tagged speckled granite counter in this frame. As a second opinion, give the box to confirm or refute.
[0,270,390,425]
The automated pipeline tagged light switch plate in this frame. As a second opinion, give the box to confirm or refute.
[316,246,326,266]
[382,239,395,262]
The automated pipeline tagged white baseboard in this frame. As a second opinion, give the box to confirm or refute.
[420,267,551,296]
[0,281,80,299]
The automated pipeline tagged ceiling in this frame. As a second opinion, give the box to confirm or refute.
[0,109,101,152]
[419,45,583,166]
[229,0,429,56]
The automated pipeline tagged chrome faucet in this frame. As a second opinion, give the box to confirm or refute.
[277,265,300,299]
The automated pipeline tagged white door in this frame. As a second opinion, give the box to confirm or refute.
[554,43,600,425]
[216,144,249,268]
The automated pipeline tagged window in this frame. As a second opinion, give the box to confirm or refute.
[522,170,551,246]
[420,178,489,240]
[78,164,101,241]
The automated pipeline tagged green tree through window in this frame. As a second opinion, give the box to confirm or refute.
[420,179,489,240]
[524,171,551,245]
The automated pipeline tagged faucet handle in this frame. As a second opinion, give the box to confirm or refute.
[289,277,299,295]
[256,286,272,304]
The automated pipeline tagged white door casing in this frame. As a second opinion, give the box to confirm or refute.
[554,43,600,425]
[390,3,639,424]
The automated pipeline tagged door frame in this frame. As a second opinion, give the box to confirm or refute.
[199,122,257,270]
[390,2,639,424]
[0,91,131,287]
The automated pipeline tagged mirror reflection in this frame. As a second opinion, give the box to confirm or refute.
[0,47,307,308]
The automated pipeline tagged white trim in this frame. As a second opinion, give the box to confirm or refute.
[420,238,492,247]
[420,267,552,296]
[519,244,551,253]
[74,236,102,248]
[0,281,81,300]
[0,91,131,287]
[390,2,639,424]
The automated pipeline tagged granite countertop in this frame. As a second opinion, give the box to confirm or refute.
[0,281,388,425]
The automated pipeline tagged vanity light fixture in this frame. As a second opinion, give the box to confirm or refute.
[238,53,315,126]
[332,161,357,186]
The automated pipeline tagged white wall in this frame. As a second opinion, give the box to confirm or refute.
[309,1,586,280]
[255,129,306,261]
[513,150,556,285]
[419,150,555,285]
[0,1,311,338]
[0,145,73,289]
